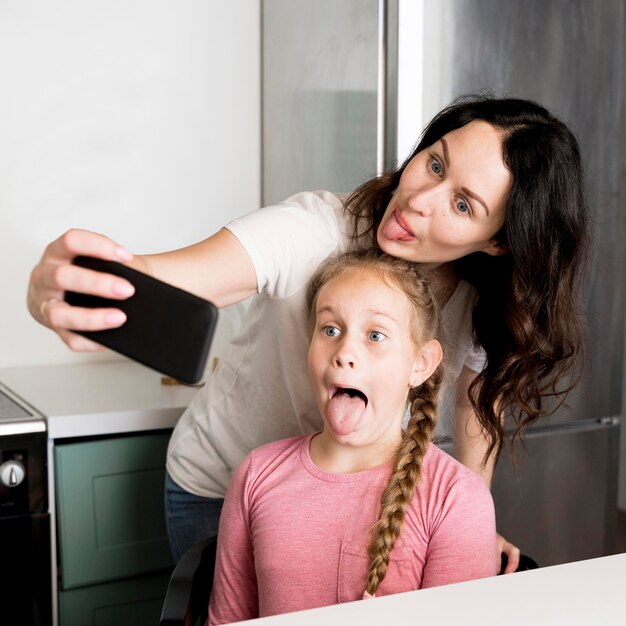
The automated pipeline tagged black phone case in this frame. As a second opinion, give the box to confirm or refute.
[64,256,218,384]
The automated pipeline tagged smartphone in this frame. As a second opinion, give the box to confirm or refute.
[64,256,218,385]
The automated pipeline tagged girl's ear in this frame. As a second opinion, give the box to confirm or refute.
[410,339,443,387]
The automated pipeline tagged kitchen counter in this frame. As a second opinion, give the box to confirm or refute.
[0,360,200,438]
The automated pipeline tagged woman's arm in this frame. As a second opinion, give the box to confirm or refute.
[453,366,521,574]
[27,227,257,351]
[452,366,497,485]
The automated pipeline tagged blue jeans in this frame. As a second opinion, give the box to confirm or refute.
[164,471,224,562]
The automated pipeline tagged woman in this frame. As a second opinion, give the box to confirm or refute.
[27,95,590,572]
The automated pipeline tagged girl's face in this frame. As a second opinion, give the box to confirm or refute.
[308,266,441,456]
[377,120,513,265]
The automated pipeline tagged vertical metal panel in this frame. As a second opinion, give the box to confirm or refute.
[420,0,625,423]
[619,4,626,511]
[381,0,399,173]
[262,0,380,206]
[491,423,620,567]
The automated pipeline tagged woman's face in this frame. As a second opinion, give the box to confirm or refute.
[377,120,513,265]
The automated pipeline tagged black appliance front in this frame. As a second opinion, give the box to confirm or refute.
[0,428,52,626]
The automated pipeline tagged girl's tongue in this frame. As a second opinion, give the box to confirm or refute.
[327,390,367,436]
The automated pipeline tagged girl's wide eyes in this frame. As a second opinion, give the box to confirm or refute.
[323,326,341,337]
[368,331,386,342]
[321,326,386,342]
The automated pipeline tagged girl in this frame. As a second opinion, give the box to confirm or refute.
[208,249,497,624]
[27,95,589,571]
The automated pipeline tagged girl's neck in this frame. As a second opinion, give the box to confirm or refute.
[309,431,400,474]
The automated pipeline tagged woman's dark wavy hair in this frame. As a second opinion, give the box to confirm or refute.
[343,94,591,462]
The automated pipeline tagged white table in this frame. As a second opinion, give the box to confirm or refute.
[237,553,626,626]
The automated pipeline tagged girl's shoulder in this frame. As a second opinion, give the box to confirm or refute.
[421,444,489,493]
[402,445,494,538]
[244,435,309,478]
[250,434,306,459]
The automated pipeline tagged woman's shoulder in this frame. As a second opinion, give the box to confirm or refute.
[252,190,347,226]
[227,190,346,235]
[439,279,479,344]
[276,190,352,236]
[279,189,347,211]
[443,278,479,318]
[224,190,350,298]
[437,278,486,382]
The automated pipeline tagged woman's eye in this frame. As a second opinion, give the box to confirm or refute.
[455,197,470,214]
[323,326,340,337]
[430,157,443,176]
[368,331,386,342]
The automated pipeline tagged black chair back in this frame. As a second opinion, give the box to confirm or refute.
[160,536,217,626]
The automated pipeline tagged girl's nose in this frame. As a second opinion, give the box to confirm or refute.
[334,337,357,369]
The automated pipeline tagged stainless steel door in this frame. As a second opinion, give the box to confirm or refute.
[262,0,380,205]
[491,421,620,567]
[417,0,626,425]
[414,0,625,564]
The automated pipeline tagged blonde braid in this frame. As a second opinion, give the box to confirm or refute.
[365,367,442,596]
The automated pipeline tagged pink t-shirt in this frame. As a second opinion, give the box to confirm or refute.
[208,434,498,624]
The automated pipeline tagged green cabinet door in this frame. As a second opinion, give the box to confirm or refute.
[55,431,174,589]
[58,571,171,626]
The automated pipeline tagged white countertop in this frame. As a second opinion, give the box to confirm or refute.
[239,553,626,626]
[0,361,201,438]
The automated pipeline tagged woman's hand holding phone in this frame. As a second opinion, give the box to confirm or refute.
[27,228,137,351]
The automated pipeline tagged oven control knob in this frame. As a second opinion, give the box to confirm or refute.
[0,460,25,487]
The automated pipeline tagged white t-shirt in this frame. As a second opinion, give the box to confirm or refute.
[166,191,485,498]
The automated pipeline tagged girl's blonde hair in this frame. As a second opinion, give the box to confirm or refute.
[307,248,443,596]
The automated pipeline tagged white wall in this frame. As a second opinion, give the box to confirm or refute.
[0,0,260,367]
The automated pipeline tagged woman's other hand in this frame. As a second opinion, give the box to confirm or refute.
[27,228,136,351]
[498,533,521,574]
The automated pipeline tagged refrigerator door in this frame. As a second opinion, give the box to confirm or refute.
[262,0,381,206]
[491,421,620,567]
[438,419,620,567]
[411,0,626,426]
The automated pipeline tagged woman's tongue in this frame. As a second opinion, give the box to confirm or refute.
[327,391,367,436]
[381,210,414,241]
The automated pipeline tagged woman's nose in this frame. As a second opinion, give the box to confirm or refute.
[406,187,437,216]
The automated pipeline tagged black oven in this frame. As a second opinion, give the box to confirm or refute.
[0,383,52,626]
